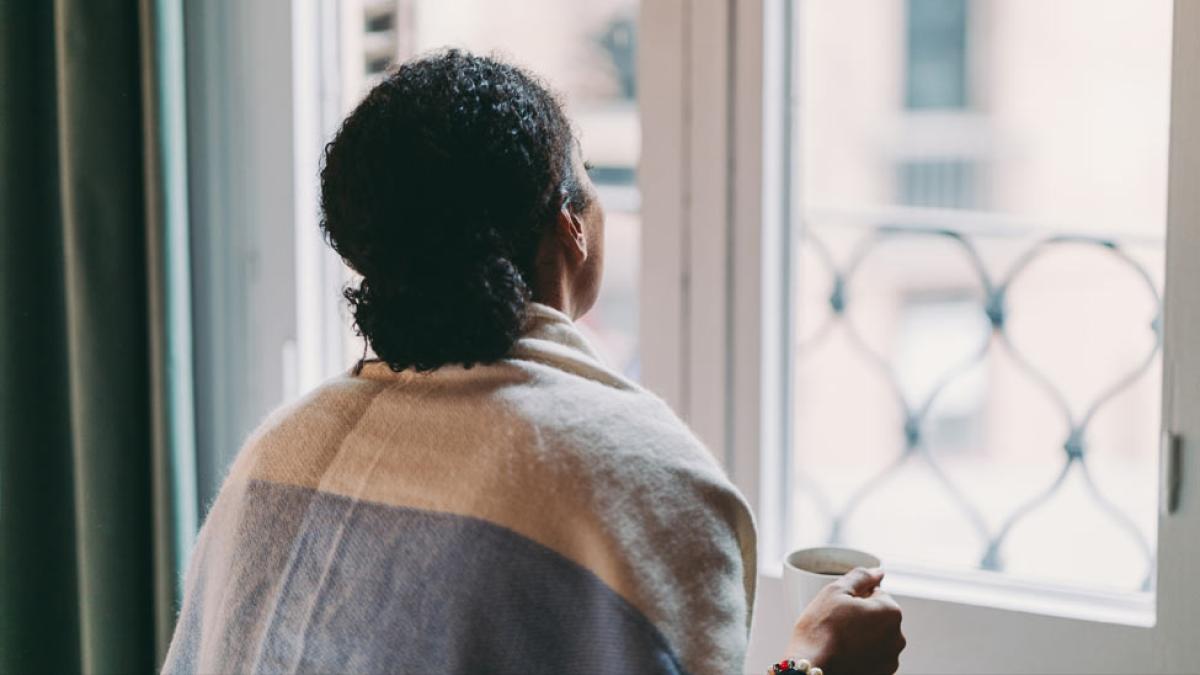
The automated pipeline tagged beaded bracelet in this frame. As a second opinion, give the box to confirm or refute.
[767,657,823,675]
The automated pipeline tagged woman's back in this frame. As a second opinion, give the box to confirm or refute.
[163,305,756,674]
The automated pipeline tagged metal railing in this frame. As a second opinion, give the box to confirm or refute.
[795,210,1162,590]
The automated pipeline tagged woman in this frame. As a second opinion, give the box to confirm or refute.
[163,50,904,674]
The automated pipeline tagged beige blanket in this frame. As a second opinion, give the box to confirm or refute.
[163,303,756,674]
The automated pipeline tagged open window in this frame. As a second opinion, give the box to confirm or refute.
[635,0,1200,671]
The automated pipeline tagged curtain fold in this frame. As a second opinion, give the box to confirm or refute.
[0,0,195,672]
[139,0,199,663]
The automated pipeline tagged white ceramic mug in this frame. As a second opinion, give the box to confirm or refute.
[783,546,882,621]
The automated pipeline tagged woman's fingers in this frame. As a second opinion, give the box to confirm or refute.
[834,566,885,596]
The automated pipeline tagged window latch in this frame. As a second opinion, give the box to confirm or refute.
[1162,430,1183,516]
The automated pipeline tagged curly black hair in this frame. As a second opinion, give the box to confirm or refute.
[320,49,589,372]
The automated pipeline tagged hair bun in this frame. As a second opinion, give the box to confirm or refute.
[345,253,529,371]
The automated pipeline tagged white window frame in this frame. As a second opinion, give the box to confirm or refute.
[639,1,1200,672]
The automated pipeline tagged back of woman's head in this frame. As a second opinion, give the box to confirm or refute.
[320,49,586,372]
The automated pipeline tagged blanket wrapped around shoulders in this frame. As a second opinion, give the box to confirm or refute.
[163,303,757,674]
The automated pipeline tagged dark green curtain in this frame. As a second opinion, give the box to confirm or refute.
[0,0,196,672]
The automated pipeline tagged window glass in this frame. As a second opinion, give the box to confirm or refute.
[792,0,1172,592]
[340,0,641,378]
[905,0,969,109]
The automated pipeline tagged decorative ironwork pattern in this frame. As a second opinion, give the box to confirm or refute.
[797,223,1162,589]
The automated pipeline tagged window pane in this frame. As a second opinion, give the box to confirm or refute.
[791,0,1171,593]
[339,0,641,379]
[905,0,969,109]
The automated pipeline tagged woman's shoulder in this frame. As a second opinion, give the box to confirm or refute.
[500,358,718,471]
[221,372,391,484]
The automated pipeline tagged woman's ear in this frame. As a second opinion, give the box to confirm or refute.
[556,206,588,263]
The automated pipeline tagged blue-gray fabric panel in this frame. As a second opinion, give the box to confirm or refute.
[172,480,686,674]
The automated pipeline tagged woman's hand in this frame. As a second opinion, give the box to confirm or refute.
[786,567,906,674]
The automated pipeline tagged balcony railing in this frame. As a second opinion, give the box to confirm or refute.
[794,207,1162,590]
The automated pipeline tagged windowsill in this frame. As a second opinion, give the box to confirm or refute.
[758,561,1156,628]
